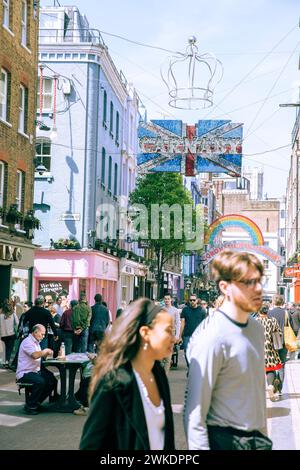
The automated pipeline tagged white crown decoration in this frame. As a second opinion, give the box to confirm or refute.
[161,36,223,110]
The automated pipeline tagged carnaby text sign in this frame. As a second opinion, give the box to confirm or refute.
[202,242,283,266]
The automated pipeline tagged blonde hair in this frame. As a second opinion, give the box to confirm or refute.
[212,250,264,283]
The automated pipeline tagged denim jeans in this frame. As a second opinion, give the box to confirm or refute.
[182,336,191,367]
[78,328,89,353]
[19,369,57,409]
[278,347,288,390]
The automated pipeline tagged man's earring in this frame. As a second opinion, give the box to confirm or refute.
[143,342,148,351]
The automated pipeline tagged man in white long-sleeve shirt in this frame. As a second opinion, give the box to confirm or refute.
[184,250,272,450]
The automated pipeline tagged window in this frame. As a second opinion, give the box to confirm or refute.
[3,0,10,28]
[102,90,107,125]
[109,101,113,135]
[116,111,119,143]
[280,228,285,238]
[280,209,285,219]
[114,163,118,196]
[101,147,106,184]
[21,0,28,46]
[35,139,51,172]
[0,161,5,218]
[108,156,112,191]
[0,68,9,121]
[19,84,28,134]
[37,78,53,111]
[16,170,24,211]
[263,260,269,270]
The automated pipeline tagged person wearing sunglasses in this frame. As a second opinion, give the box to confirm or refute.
[184,250,272,450]
[179,294,206,367]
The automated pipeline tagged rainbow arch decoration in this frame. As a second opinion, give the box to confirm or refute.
[207,214,264,246]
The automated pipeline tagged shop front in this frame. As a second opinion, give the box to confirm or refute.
[0,235,35,303]
[119,259,146,305]
[34,248,119,317]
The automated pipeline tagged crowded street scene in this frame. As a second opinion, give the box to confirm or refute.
[1,0,300,458]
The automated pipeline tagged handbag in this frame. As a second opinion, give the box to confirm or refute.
[284,312,297,352]
[272,331,283,350]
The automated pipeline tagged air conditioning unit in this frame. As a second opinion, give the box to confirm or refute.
[62,80,72,95]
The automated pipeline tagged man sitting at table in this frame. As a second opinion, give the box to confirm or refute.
[16,324,58,415]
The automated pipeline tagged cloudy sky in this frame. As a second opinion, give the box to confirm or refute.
[41,0,300,197]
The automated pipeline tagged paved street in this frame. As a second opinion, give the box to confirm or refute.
[0,351,300,450]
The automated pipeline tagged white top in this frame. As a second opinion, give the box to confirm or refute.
[16,334,41,380]
[133,369,165,450]
[0,311,19,337]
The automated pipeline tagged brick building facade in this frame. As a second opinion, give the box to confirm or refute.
[0,0,39,302]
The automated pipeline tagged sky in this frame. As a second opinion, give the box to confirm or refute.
[40,0,300,198]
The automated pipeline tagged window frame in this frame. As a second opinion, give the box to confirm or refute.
[37,77,53,113]
[102,90,107,126]
[101,147,106,185]
[35,138,52,172]
[21,0,28,46]
[3,0,10,29]
[0,68,8,121]
[116,111,119,144]
[109,101,113,135]
[19,84,28,134]
[16,170,23,212]
[108,156,112,192]
[0,161,5,209]
[114,163,118,196]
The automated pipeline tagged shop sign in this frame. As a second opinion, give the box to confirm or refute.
[0,243,22,262]
[59,213,81,221]
[284,267,300,277]
[202,241,283,266]
[38,280,69,299]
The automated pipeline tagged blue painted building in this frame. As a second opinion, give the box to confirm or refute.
[33,6,144,312]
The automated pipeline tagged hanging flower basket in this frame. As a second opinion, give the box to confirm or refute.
[23,210,41,230]
[5,204,23,225]
[53,238,81,249]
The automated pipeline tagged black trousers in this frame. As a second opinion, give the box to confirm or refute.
[19,369,57,409]
[1,335,16,362]
[207,425,272,450]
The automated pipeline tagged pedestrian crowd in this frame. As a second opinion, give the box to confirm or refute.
[1,250,300,449]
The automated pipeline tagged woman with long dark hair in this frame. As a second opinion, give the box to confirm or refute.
[79,298,175,450]
[0,299,19,367]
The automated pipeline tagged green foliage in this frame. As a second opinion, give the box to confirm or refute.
[130,173,203,296]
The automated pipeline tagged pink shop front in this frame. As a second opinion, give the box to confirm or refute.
[33,249,119,317]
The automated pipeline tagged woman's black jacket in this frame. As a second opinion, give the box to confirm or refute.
[79,360,175,450]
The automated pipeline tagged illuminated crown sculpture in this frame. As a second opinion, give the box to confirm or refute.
[161,36,223,110]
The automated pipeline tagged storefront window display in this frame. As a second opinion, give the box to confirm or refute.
[11,268,29,303]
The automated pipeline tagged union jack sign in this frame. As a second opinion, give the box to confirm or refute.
[137,119,243,176]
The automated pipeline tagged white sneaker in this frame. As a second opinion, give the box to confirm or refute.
[267,385,276,401]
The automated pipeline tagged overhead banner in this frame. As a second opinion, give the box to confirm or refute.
[138,119,243,176]
[202,242,283,267]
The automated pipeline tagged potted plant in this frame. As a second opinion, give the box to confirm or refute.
[5,204,23,225]
[53,237,81,249]
[23,210,41,230]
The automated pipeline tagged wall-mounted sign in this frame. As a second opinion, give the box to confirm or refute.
[138,119,243,176]
[202,242,283,267]
[0,244,22,262]
[59,213,81,221]
[38,280,69,299]
[284,267,300,277]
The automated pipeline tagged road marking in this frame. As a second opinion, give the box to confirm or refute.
[0,413,31,427]
[172,404,183,413]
